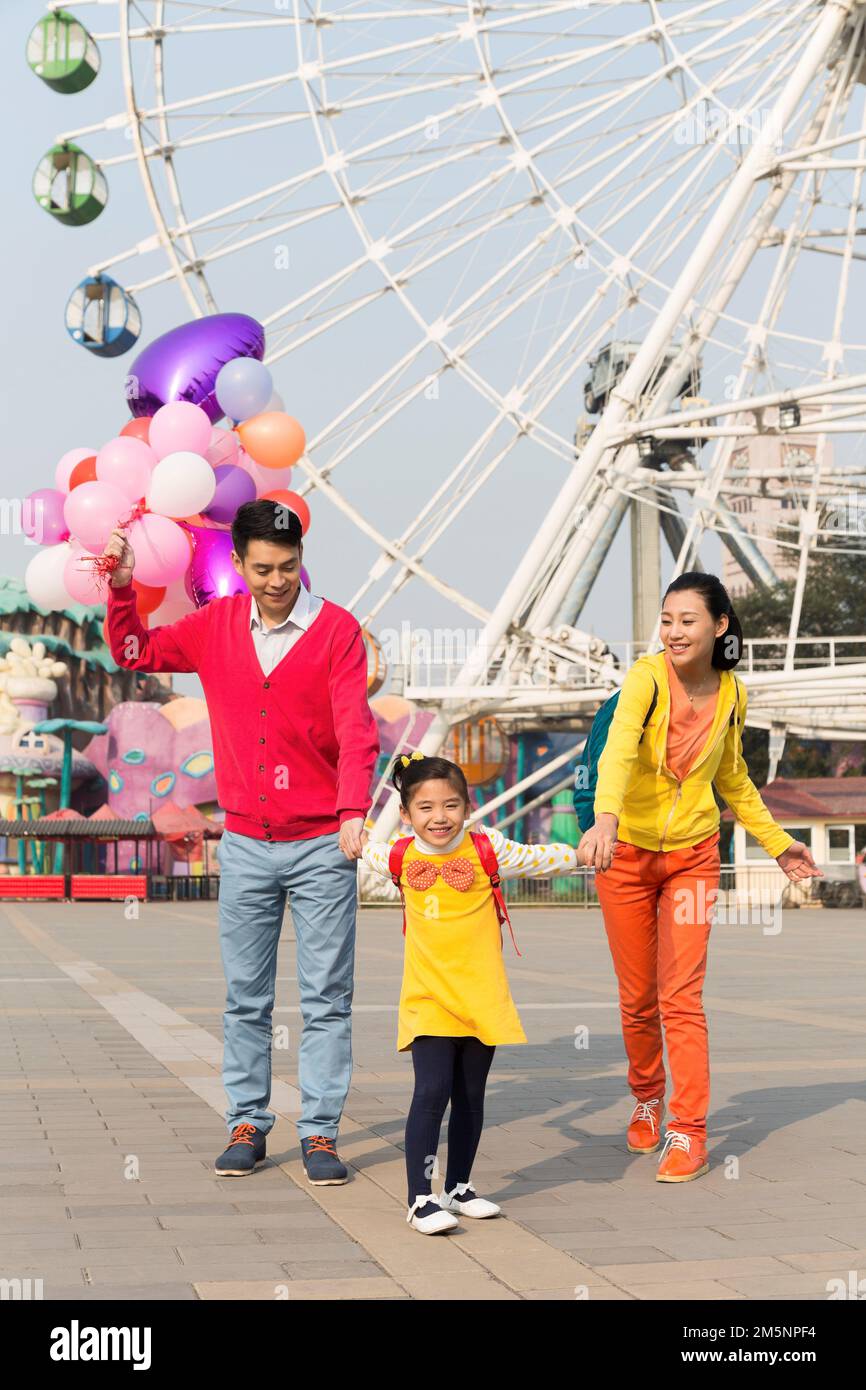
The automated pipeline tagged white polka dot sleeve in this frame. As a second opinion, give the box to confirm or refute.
[361,832,403,879]
[480,826,579,880]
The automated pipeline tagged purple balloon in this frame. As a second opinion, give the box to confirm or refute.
[203,464,256,524]
[182,525,249,608]
[300,565,311,592]
[128,314,265,424]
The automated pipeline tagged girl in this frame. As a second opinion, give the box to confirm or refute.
[361,751,579,1234]
[580,572,822,1183]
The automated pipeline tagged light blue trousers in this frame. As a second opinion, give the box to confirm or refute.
[216,828,358,1140]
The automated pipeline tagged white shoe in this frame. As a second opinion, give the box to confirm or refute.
[440,1181,500,1219]
[406,1194,459,1234]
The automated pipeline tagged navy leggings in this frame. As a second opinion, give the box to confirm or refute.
[405,1035,496,1204]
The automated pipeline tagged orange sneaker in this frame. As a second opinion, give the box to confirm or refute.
[656,1130,709,1182]
[627,1098,665,1153]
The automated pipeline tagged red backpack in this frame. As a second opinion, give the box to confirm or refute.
[388,830,521,955]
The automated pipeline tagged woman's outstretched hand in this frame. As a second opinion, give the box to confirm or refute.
[776,841,823,882]
[578,813,619,872]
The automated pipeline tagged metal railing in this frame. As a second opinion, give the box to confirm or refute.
[393,634,866,698]
[358,864,864,910]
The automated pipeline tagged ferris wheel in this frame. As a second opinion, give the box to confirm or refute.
[27,0,866,839]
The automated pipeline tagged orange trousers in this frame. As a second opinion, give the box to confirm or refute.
[595,832,721,1140]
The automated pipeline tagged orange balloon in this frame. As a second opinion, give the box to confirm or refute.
[132,579,166,615]
[69,455,97,489]
[237,411,305,470]
[121,417,152,443]
[260,489,310,534]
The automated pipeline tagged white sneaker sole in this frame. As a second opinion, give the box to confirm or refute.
[444,1202,500,1218]
[409,1214,459,1235]
[306,1174,349,1185]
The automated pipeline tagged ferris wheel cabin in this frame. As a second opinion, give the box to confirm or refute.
[65,275,141,358]
[26,10,100,94]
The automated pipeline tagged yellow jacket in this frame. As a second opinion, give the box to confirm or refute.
[594,651,794,858]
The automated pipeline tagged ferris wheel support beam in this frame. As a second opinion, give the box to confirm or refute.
[783,102,866,687]
[533,63,848,634]
[544,48,856,632]
[369,0,859,843]
[117,1,203,319]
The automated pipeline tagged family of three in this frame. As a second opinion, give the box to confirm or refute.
[103,500,821,1235]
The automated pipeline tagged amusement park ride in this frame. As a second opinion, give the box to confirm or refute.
[25,1,866,841]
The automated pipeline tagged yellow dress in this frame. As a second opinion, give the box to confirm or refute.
[392,830,527,1051]
[362,823,579,1051]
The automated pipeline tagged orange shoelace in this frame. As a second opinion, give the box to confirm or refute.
[306,1135,337,1155]
[229,1123,259,1147]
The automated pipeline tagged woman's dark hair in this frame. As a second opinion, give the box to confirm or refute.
[663,571,743,669]
[390,753,470,809]
[231,498,303,560]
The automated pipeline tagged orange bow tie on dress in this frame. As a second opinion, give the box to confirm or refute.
[405,857,475,892]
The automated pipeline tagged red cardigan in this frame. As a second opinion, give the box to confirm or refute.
[106,581,380,841]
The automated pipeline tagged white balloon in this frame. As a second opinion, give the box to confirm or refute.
[25,543,77,612]
[146,451,216,519]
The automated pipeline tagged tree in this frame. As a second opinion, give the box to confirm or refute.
[731,524,866,783]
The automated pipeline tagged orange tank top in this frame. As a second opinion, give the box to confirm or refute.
[664,649,718,780]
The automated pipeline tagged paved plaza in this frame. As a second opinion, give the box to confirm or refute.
[1,895,865,1302]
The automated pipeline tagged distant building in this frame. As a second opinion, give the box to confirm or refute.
[722,406,832,598]
[722,776,866,871]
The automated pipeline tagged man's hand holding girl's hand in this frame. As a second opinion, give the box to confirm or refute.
[339,817,366,861]
[577,812,619,872]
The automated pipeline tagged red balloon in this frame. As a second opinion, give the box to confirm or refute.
[132,579,166,616]
[68,455,97,489]
[260,489,310,534]
[121,417,152,443]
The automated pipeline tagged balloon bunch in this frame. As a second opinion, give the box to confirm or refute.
[23,314,313,634]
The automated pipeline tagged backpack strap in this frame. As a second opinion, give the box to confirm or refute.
[470,830,522,957]
[388,836,414,936]
[639,674,659,742]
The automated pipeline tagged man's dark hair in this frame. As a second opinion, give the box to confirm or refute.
[231,499,303,560]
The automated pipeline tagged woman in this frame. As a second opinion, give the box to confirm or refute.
[578,572,822,1182]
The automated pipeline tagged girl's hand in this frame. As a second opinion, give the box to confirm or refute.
[578,813,619,872]
[776,841,823,882]
[103,527,135,587]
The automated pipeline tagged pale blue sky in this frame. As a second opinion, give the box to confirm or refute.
[8,0,809,707]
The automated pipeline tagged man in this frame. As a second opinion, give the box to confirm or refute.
[102,499,380,1184]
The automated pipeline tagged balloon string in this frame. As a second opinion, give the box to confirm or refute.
[78,500,147,587]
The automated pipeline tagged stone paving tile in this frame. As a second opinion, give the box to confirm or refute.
[194,1277,405,1299]
[3,899,866,1301]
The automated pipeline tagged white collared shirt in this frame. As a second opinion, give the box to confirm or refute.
[249,584,324,676]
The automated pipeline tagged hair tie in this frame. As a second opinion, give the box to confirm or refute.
[399,750,425,767]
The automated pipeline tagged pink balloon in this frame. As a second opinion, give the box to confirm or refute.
[150,575,196,625]
[63,481,131,552]
[95,436,157,501]
[23,489,69,546]
[63,550,105,605]
[55,447,98,493]
[237,448,293,496]
[148,401,212,461]
[206,426,240,469]
[127,513,192,586]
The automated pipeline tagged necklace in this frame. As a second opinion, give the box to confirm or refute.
[680,673,719,703]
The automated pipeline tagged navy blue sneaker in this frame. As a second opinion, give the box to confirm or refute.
[215,1122,267,1176]
[300,1135,348,1185]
